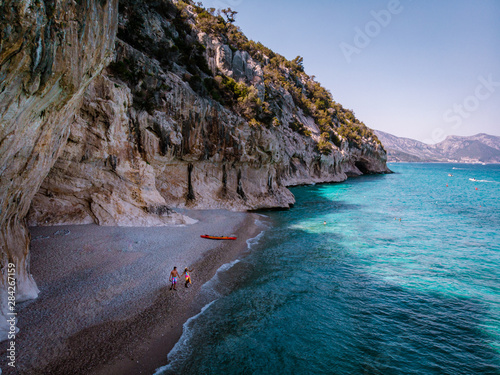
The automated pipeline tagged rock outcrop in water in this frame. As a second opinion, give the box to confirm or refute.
[0,0,390,340]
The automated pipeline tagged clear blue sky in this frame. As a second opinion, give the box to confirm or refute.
[199,0,500,143]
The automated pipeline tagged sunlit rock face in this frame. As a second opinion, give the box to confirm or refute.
[0,0,119,340]
[28,74,195,227]
[29,1,389,220]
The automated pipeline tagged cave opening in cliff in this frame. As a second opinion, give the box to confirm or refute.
[355,160,371,174]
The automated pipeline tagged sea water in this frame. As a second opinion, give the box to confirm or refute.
[157,163,500,375]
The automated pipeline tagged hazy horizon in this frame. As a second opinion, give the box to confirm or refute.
[373,128,499,144]
[199,0,500,143]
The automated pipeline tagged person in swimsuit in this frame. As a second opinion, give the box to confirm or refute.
[182,267,194,288]
[169,266,180,290]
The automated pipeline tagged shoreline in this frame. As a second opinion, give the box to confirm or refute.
[0,210,263,375]
[95,212,264,375]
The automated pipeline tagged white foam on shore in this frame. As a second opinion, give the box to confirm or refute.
[202,221,267,297]
[153,300,217,375]
[155,255,248,374]
[200,259,241,299]
[154,219,269,374]
[247,228,265,250]
[216,258,241,273]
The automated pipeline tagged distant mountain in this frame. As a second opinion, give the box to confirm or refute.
[374,131,500,163]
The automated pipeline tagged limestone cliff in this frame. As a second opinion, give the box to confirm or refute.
[28,73,194,226]
[0,0,119,340]
[29,0,390,222]
[0,0,390,341]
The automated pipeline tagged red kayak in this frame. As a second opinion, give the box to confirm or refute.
[200,235,237,240]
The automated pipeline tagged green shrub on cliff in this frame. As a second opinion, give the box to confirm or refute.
[289,120,312,137]
[318,133,334,155]
[207,75,268,123]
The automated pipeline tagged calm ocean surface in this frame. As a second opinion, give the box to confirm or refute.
[157,163,500,375]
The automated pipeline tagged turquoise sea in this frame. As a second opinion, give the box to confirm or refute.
[157,163,500,374]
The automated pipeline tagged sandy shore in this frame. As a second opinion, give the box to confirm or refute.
[0,210,263,375]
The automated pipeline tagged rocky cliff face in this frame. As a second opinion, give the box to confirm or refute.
[0,0,389,341]
[0,0,119,340]
[29,0,390,222]
[28,73,194,226]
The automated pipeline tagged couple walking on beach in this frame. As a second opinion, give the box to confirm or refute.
[169,266,193,290]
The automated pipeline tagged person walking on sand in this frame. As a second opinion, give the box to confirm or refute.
[182,267,194,288]
[169,266,180,290]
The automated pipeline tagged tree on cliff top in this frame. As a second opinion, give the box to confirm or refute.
[221,8,237,23]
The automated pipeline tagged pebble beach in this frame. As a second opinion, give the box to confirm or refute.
[0,210,262,375]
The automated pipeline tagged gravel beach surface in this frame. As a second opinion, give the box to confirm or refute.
[0,210,263,375]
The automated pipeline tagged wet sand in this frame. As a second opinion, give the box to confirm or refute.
[0,210,262,375]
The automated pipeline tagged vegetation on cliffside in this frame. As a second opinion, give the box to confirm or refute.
[112,0,381,152]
